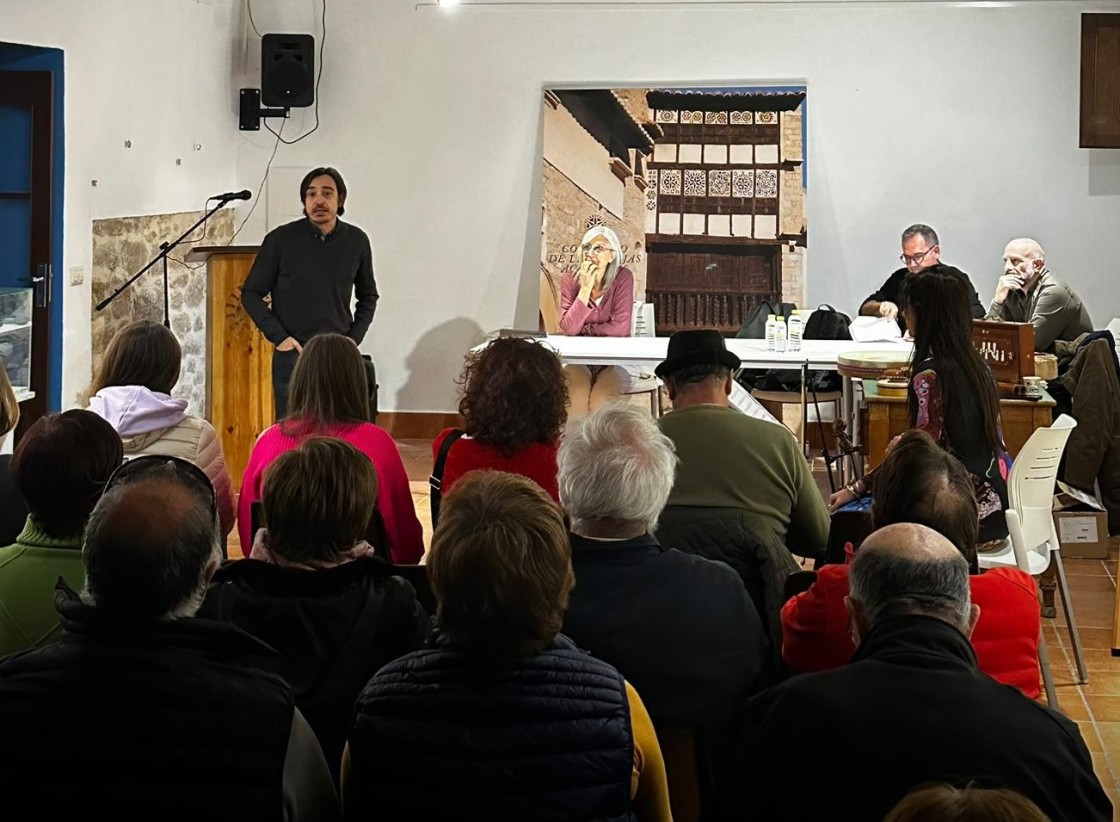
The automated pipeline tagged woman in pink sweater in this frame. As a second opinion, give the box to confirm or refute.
[238,334,424,563]
[560,226,635,419]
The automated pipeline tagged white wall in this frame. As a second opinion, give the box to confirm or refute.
[235,0,1120,412]
[4,0,243,406]
[10,0,1120,412]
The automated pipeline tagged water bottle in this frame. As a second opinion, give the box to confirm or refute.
[788,310,803,353]
[765,314,777,352]
[775,315,788,353]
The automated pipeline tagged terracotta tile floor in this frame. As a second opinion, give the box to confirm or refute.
[231,437,1120,807]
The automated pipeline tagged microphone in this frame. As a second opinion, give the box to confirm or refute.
[209,190,252,201]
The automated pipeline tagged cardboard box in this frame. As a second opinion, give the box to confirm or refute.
[1053,482,1109,560]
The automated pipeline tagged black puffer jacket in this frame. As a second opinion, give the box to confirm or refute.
[347,633,636,822]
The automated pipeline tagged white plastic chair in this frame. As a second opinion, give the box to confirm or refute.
[979,414,1085,706]
[626,302,662,416]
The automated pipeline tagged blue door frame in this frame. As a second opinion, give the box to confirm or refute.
[0,43,65,411]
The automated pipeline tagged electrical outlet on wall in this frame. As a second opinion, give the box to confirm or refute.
[69,266,84,286]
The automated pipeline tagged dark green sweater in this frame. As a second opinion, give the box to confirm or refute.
[659,404,830,558]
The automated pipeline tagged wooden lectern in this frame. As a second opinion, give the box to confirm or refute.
[185,246,273,493]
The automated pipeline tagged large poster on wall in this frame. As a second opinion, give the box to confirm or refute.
[540,86,807,337]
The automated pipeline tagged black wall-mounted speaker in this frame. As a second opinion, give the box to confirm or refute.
[261,33,315,108]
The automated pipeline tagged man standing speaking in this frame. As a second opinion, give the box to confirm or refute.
[241,167,379,417]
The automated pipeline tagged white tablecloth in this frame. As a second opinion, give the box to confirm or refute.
[542,335,913,371]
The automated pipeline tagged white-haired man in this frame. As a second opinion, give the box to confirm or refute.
[559,404,768,729]
[986,238,1093,352]
[726,523,1110,822]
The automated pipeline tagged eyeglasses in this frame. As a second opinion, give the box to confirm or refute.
[581,244,612,256]
[105,455,217,520]
[900,246,937,266]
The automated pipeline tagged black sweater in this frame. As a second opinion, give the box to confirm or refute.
[241,217,379,345]
[861,263,984,333]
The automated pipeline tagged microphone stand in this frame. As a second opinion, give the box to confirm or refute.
[96,196,239,328]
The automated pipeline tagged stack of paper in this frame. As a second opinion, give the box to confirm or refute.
[849,316,904,343]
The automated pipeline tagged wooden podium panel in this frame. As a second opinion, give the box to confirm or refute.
[860,381,1056,470]
[187,247,273,493]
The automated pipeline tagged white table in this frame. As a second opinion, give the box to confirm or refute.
[545,335,911,371]
[545,334,914,482]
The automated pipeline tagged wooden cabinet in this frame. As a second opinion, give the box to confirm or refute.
[1081,14,1120,148]
[861,381,1056,470]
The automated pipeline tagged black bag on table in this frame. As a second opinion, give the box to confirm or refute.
[736,300,795,340]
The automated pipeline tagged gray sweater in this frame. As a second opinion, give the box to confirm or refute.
[985,269,1093,352]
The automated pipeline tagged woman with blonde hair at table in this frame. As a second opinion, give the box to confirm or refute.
[559,225,635,420]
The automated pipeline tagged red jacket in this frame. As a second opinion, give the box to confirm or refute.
[781,564,1041,698]
[433,429,560,503]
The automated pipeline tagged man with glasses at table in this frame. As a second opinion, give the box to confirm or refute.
[859,223,985,335]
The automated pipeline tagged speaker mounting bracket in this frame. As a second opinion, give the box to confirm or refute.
[239,88,290,132]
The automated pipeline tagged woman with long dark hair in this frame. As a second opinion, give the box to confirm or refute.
[238,334,423,563]
[831,268,1010,544]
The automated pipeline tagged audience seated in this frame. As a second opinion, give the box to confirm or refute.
[726,523,1110,822]
[782,429,1042,696]
[986,238,1093,353]
[560,404,767,729]
[656,329,829,559]
[0,367,28,545]
[0,455,337,818]
[884,783,1052,822]
[344,470,671,821]
[239,333,423,563]
[201,437,428,783]
[432,336,566,505]
[0,411,122,658]
[86,320,235,538]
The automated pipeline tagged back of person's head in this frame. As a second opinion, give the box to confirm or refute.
[848,523,974,637]
[0,366,19,446]
[283,333,369,433]
[11,410,123,539]
[884,783,1052,822]
[871,429,980,571]
[557,404,677,536]
[429,470,572,659]
[88,320,182,397]
[902,268,1002,455]
[83,457,221,620]
[457,338,567,457]
[262,437,378,565]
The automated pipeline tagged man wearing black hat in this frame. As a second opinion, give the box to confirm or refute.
[656,330,830,559]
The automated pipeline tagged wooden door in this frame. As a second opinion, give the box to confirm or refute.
[0,71,54,434]
[646,240,780,335]
[206,252,273,492]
